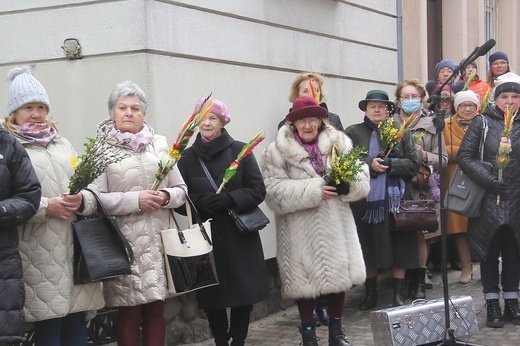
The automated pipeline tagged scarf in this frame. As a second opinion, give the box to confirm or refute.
[110,124,153,153]
[362,117,405,223]
[454,114,475,132]
[294,132,325,176]
[17,122,57,147]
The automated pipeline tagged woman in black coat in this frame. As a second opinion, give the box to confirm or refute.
[177,99,269,346]
[458,72,520,329]
[0,126,41,343]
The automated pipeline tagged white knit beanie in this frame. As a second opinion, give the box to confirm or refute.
[7,66,50,115]
[454,90,479,110]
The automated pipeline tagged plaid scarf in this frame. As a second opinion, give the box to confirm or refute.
[362,117,405,223]
[17,122,57,147]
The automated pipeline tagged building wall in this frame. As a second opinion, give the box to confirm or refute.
[0,0,399,259]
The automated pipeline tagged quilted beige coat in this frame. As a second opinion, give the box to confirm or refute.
[95,119,187,307]
[261,124,369,299]
[15,134,105,323]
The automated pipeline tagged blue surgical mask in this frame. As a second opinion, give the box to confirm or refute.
[401,99,421,114]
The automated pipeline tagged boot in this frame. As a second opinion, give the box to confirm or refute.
[229,305,252,346]
[486,299,504,328]
[392,278,406,307]
[328,323,351,346]
[316,306,329,326]
[312,309,321,327]
[412,267,426,300]
[504,299,520,325]
[299,327,318,346]
[359,278,378,310]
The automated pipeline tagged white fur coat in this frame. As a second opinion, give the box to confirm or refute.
[261,124,369,299]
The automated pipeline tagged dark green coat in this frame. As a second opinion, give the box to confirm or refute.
[344,122,421,269]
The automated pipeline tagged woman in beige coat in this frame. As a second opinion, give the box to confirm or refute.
[4,66,105,345]
[95,81,186,346]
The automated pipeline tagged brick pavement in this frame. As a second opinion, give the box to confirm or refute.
[183,262,520,346]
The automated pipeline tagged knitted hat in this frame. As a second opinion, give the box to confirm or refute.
[7,66,50,115]
[454,90,479,110]
[489,51,509,65]
[494,72,520,99]
[195,98,231,126]
[286,96,327,122]
[440,90,455,102]
[434,59,458,77]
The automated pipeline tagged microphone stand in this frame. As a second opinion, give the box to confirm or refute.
[421,54,484,346]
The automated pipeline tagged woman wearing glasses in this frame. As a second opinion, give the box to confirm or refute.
[262,96,370,346]
[394,80,448,301]
[442,90,480,285]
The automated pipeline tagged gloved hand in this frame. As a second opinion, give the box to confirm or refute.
[334,181,350,196]
[381,157,392,169]
[489,180,507,195]
[205,193,235,212]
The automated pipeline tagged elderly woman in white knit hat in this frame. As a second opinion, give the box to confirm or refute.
[442,90,480,285]
[458,72,520,328]
[3,66,105,344]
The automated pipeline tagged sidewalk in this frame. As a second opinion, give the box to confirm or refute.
[184,263,520,346]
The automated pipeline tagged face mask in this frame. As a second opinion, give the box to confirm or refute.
[401,99,421,114]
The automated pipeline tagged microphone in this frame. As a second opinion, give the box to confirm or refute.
[466,39,496,65]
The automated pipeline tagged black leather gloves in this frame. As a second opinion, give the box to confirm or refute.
[197,193,235,215]
[489,180,507,195]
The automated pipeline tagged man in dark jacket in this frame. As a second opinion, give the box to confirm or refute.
[0,125,41,343]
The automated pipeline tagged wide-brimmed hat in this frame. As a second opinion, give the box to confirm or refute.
[286,96,327,122]
[358,90,394,111]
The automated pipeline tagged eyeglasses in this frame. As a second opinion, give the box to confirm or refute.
[492,61,508,67]
[294,118,320,127]
[458,103,477,110]
[400,94,421,101]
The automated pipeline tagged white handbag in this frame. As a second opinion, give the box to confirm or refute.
[161,193,218,295]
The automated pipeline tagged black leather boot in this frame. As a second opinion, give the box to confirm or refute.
[299,327,319,346]
[413,267,426,300]
[359,277,378,310]
[486,299,504,328]
[328,323,351,346]
[316,306,329,326]
[312,309,321,327]
[393,278,406,307]
[504,299,520,325]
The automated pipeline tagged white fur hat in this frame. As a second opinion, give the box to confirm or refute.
[7,66,50,115]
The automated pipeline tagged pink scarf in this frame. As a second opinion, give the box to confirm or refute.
[110,124,153,152]
[17,122,57,147]
[294,132,325,175]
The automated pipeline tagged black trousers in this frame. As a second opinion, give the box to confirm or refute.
[205,305,253,346]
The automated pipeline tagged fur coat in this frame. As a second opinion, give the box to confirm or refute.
[261,124,369,299]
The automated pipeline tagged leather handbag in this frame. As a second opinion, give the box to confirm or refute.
[228,207,270,233]
[391,198,439,233]
[72,189,134,285]
[198,156,269,233]
[444,116,488,218]
[161,192,218,295]
[411,165,432,189]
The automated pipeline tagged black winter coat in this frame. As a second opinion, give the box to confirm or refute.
[457,107,520,259]
[0,127,41,343]
[177,129,269,309]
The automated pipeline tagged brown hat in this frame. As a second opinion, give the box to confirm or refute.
[286,96,327,122]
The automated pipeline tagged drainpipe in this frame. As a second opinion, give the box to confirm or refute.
[396,0,403,82]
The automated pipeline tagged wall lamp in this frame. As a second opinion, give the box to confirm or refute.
[61,38,82,60]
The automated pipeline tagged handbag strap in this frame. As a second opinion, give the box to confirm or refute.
[197,156,219,192]
[83,188,134,263]
[168,186,212,247]
[478,115,488,161]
